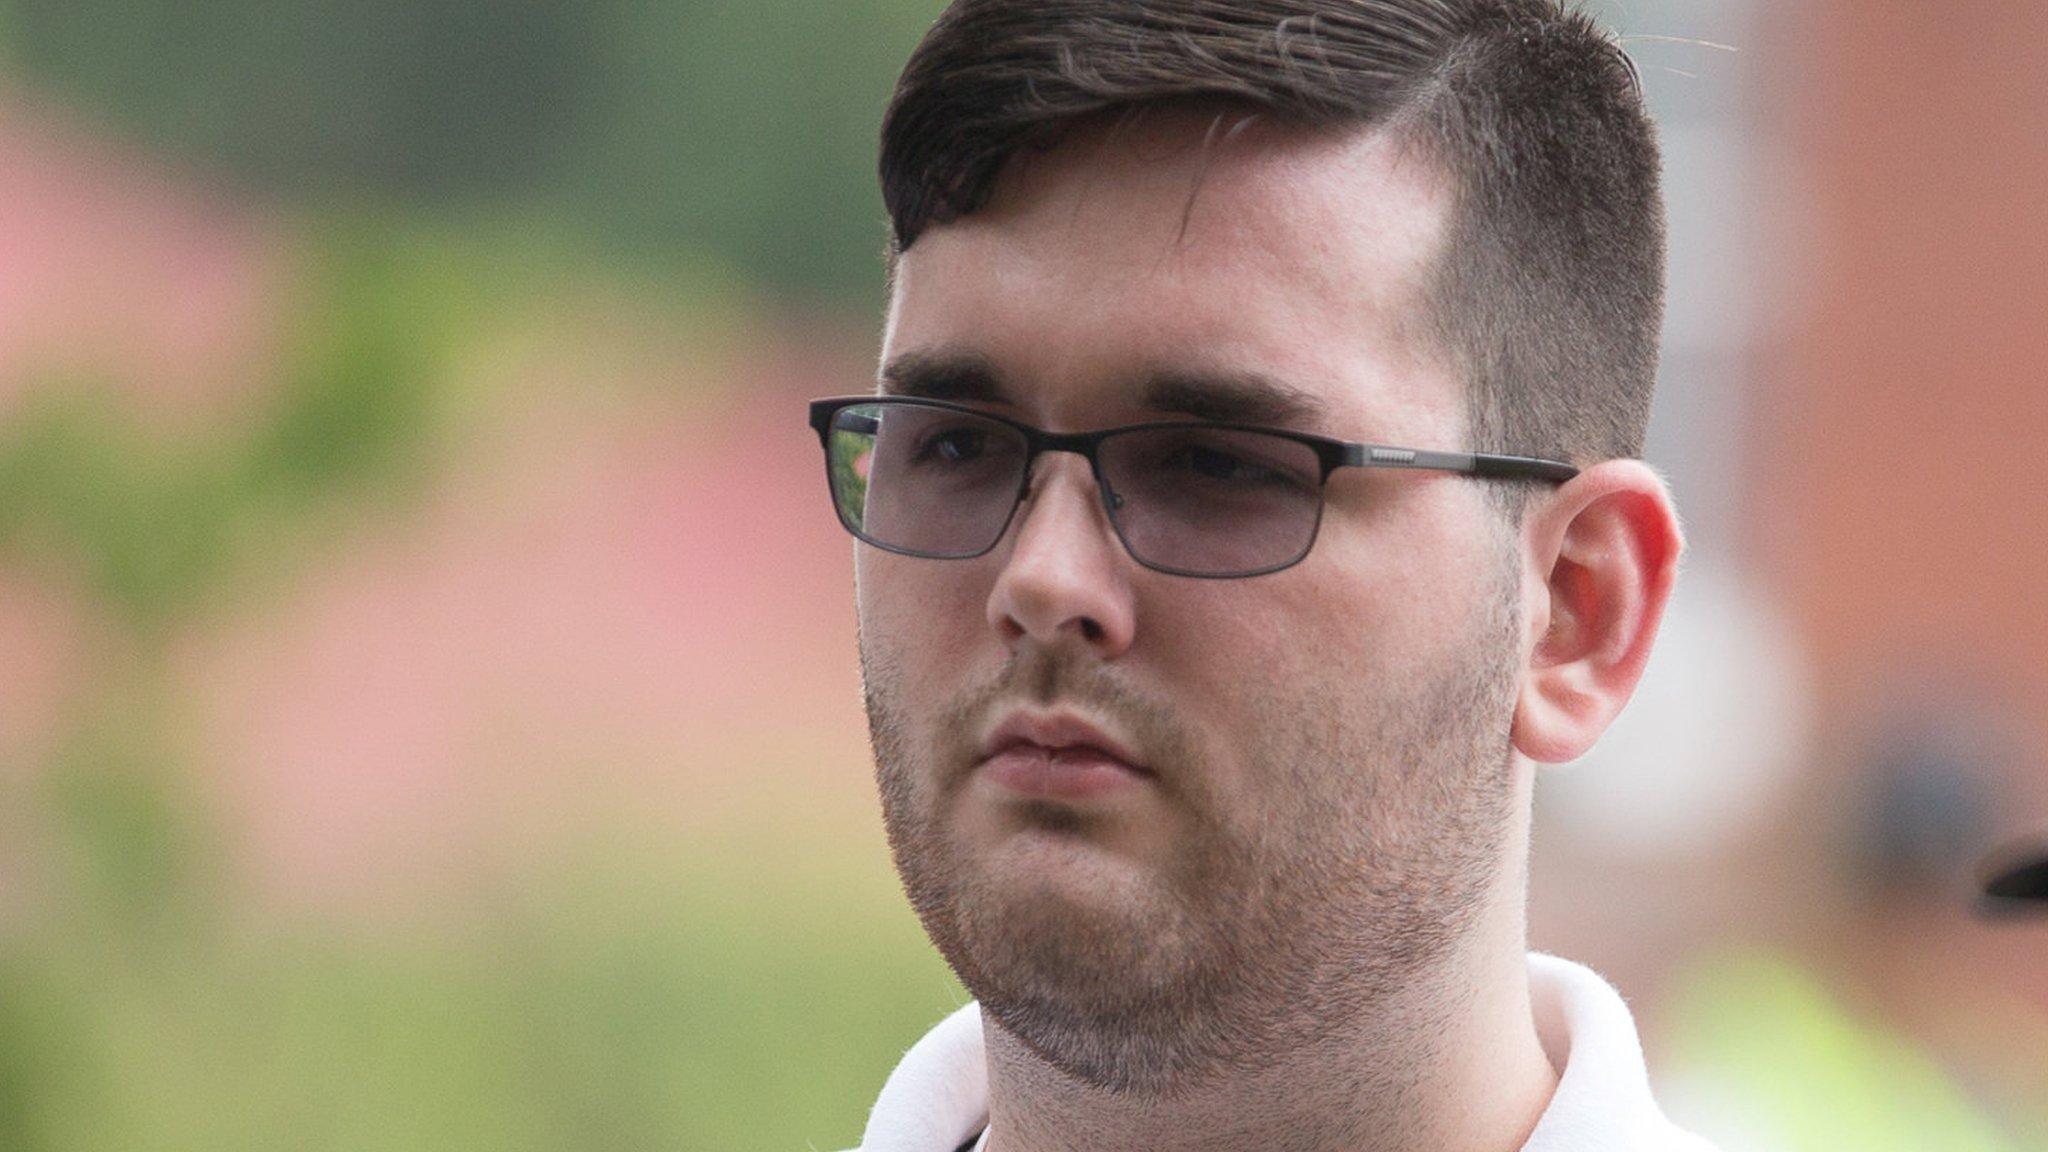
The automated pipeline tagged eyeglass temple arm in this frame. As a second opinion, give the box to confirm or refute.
[1345,445,1579,484]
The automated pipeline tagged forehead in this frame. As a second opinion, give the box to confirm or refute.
[883,108,1461,441]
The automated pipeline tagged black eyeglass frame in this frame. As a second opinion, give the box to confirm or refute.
[808,395,1581,579]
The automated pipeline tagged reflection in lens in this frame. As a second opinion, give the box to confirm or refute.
[832,403,1027,557]
[1102,426,1322,576]
[828,428,873,527]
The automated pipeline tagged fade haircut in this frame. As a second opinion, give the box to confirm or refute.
[879,0,1665,497]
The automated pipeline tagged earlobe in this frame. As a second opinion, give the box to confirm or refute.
[1511,462,1684,765]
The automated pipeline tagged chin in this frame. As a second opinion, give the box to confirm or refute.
[954,866,1227,1048]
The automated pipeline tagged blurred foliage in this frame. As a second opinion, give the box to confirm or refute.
[0,1,597,195]
[0,211,736,634]
[0,832,964,1151]
[0,199,968,1146]
[0,224,472,632]
[0,0,946,306]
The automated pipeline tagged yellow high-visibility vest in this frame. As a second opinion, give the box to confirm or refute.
[1657,949,2048,1152]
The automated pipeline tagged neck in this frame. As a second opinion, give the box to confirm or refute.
[980,838,1556,1152]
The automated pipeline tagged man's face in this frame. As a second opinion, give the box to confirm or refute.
[858,110,1528,1092]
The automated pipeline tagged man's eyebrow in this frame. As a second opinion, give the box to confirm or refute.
[1139,369,1329,430]
[879,351,1014,404]
[880,351,1330,431]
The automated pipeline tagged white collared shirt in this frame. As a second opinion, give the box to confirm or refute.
[852,952,1723,1152]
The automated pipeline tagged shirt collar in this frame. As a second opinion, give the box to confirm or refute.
[857,952,1718,1152]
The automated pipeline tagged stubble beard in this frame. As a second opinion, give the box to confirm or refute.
[859,572,1522,1097]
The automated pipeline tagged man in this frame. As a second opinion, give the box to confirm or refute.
[1983,835,2048,912]
[809,1,1715,1149]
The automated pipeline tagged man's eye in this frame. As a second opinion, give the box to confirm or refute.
[1183,445,1246,479]
[913,427,988,464]
[1169,444,1278,484]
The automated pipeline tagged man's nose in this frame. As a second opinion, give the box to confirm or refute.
[984,452,1137,658]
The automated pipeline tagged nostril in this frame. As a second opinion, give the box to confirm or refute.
[1079,617,1104,643]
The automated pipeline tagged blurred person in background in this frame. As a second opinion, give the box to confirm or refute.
[808,2,1719,1150]
[1982,836,2048,912]
[1654,705,2048,1150]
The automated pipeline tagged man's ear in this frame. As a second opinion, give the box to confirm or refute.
[1511,459,1684,764]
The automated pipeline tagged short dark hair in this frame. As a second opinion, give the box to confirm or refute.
[879,0,1665,482]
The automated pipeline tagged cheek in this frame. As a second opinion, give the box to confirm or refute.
[1141,533,1482,804]
[856,549,996,700]
[1136,583,1330,788]
[1162,563,1391,691]
[1303,489,1503,663]
[1151,588,1297,697]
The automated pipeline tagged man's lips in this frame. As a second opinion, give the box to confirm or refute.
[975,710,1152,801]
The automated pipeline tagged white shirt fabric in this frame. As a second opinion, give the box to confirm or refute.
[852,952,1723,1152]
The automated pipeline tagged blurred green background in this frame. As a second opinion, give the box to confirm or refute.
[2,0,938,303]
[1,2,2046,1150]
[0,3,973,1149]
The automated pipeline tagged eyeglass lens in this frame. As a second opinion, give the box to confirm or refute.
[825,402,1325,576]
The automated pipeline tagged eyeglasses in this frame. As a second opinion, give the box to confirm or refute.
[808,396,1579,579]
